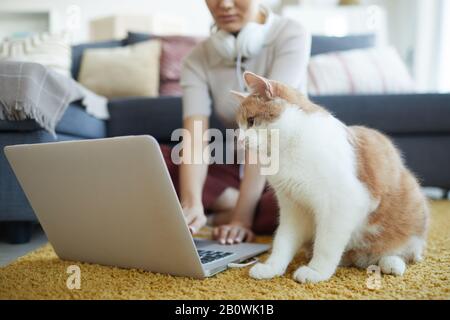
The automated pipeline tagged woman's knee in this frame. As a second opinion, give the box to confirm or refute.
[210,187,239,212]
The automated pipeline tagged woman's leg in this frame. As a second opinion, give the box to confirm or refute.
[252,189,279,235]
[162,144,280,231]
[208,187,239,225]
[160,144,240,216]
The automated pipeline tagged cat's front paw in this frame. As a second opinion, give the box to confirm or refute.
[293,266,330,284]
[378,256,406,276]
[249,263,284,280]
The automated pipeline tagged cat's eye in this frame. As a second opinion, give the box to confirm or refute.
[247,117,255,127]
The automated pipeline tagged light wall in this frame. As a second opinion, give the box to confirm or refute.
[364,0,418,68]
[0,0,422,52]
[438,0,450,92]
[279,0,443,91]
[0,0,213,44]
[278,0,417,64]
[1,0,445,91]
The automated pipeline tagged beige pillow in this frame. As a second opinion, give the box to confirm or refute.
[78,40,161,98]
[0,32,71,77]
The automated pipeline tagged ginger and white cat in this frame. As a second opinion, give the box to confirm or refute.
[233,72,429,283]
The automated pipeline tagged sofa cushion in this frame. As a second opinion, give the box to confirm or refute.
[312,93,450,135]
[71,39,124,80]
[0,102,107,139]
[160,80,182,96]
[308,47,415,95]
[124,31,155,45]
[125,32,202,95]
[0,131,82,222]
[107,94,450,140]
[107,96,182,143]
[1,32,72,78]
[78,40,161,98]
[311,34,376,56]
[56,102,107,138]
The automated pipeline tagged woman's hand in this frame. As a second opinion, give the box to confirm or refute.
[213,221,254,245]
[183,204,207,235]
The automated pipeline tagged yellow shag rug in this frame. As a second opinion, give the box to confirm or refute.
[1,201,449,300]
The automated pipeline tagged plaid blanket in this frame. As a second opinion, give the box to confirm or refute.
[0,61,108,136]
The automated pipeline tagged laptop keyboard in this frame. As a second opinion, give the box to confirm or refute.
[197,249,234,264]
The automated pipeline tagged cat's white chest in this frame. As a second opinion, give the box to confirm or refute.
[266,111,372,212]
[266,147,318,204]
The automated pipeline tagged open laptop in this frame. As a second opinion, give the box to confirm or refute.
[4,135,270,278]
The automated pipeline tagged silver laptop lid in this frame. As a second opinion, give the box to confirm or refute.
[5,136,206,278]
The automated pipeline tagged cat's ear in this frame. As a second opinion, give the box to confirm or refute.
[243,71,274,100]
[230,90,248,103]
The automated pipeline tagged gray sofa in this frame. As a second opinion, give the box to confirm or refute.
[1,35,449,243]
[108,94,450,188]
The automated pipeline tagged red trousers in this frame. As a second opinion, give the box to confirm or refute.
[160,145,279,234]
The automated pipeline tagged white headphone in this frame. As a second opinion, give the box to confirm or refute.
[210,6,273,90]
[210,6,273,61]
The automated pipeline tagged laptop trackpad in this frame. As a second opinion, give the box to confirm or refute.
[193,238,217,249]
[193,238,243,254]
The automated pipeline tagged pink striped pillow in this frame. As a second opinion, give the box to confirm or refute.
[159,36,202,82]
[157,35,203,96]
[159,80,182,96]
[308,47,416,95]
